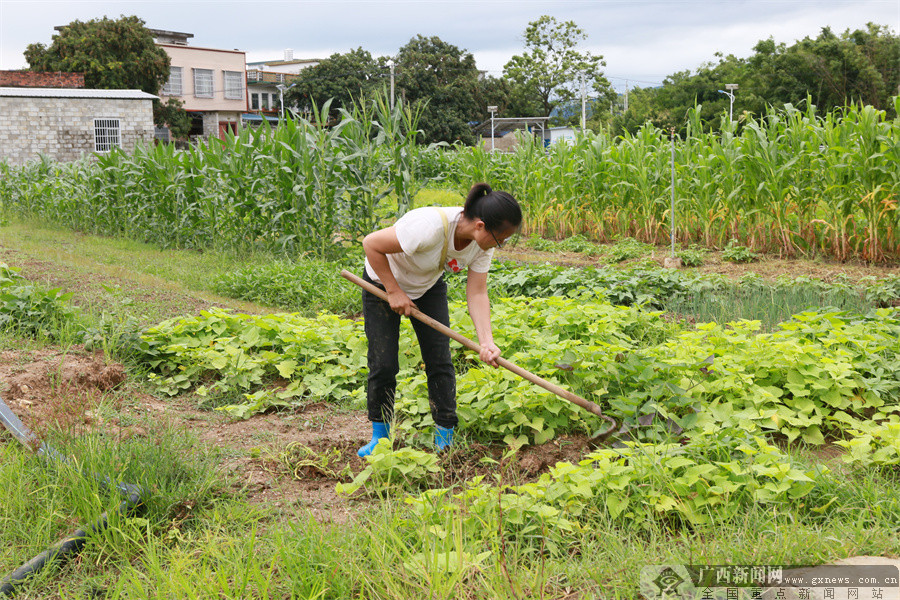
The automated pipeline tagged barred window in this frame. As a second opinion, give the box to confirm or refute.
[193,68,214,98]
[224,71,243,100]
[161,66,183,96]
[251,93,259,110]
[94,118,121,152]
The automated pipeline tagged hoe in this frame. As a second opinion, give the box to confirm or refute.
[0,394,145,596]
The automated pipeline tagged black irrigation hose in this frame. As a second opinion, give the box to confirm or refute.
[0,394,148,597]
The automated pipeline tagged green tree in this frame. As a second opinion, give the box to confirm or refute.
[153,98,192,139]
[24,15,188,132]
[472,75,511,121]
[25,15,170,94]
[503,15,615,118]
[286,47,388,118]
[395,35,480,145]
[609,22,899,135]
[748,24,899,114]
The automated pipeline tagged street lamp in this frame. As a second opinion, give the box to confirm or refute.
[488,105,498,151]
[275,83,296,121]
[718,83,738,121]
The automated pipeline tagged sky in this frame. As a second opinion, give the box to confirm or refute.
[1,0,898,92]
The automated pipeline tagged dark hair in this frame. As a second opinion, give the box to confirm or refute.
[463,182,522,233]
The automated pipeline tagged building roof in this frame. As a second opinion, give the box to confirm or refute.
[0,87,158,100]
[471,116,550,137]
[247,59,321,67]
[147,28,194,44]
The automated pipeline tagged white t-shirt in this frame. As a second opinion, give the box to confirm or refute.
[364,206,495,299]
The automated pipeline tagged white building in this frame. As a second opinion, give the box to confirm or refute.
[542,126,577,146]
[0,87,157,166]
[245,51,320,125]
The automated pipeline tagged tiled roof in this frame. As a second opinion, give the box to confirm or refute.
[0,87,158,99]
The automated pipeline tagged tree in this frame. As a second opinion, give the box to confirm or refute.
[25,15,170,94]
[503,15,615,118]
[153,98,192,139]
[286,47,388,118]
[395,35,481,145]
[748,24,899,114]
[24,15,188,132]
[596,22,898,135]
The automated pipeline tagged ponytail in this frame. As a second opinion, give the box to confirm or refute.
[463,182,522,232]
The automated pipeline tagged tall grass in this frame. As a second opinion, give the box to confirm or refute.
[1,418,223,597]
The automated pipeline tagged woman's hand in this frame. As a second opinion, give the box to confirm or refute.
[387,289,416,316]
[479,341,501,367]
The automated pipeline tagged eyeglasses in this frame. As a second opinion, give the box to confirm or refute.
[489,229,504,249]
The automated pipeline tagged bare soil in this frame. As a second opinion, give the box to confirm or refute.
[500,246,900,282]
[0,346,594,524]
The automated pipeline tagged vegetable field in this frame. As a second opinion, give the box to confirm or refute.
[1,95,899,598]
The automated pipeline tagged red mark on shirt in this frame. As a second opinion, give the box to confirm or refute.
[447,258,460,272]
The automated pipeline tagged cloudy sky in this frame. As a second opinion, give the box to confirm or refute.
[1,0,898,91]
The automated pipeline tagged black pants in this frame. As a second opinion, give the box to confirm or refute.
[362,271,457,429]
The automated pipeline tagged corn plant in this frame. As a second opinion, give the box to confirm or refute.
[420,100,899,261]
[0,91,420,259]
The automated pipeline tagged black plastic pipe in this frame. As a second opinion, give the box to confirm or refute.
[0,394,147,596]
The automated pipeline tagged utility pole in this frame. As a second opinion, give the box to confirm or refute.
[581,73,586,130]
[718,83,738,121]
[488,105,497,151]
[275,83,295,121]
[388,60,395,111]
[624,79,629,112]
[670,127,676,258]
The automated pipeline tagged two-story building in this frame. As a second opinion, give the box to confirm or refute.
[244,51,319,126]
[151,29,247,141]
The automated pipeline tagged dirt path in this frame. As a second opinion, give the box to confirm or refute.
[0,245,269,327]
[499,246,900,282]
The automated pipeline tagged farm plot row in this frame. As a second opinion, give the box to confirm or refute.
[0,99,420,260]
[140,297,900,447]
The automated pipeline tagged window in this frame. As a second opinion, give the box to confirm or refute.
[193,68,214,98]
[161,66,183,96]
[261,94,269,110]
[94,118,121,152]
[251,93,259,110]
[224,71,243,100]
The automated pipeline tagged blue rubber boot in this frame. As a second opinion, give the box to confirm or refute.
[358,421,390,457]
[434,425,454,452]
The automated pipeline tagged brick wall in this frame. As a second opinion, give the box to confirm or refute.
[0,71,85,88]
[0,97,155,166]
